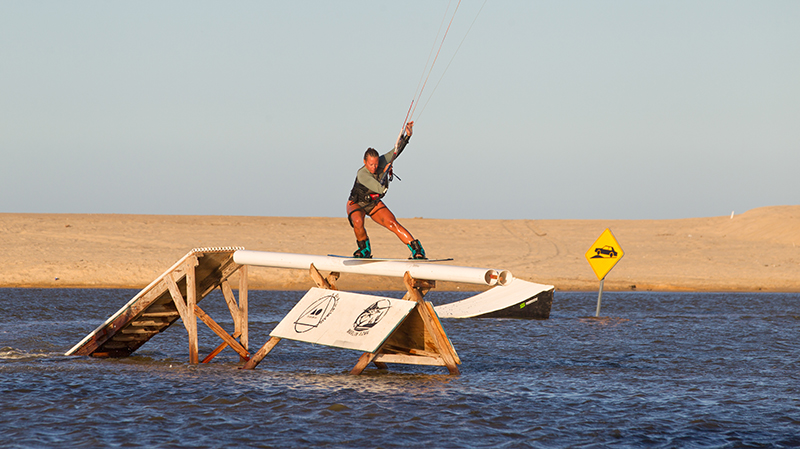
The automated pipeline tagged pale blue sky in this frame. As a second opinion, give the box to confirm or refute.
[2,1,798,219]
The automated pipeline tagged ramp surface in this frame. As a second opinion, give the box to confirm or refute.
[434,279,554,319]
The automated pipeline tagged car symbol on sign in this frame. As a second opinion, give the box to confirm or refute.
[594,245,618,258]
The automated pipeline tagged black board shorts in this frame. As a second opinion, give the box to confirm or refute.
[347,200,382,227]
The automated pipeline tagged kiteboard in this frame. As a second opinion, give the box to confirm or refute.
[328,255,453,262]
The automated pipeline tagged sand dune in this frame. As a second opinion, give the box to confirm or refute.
[1,206,798,291]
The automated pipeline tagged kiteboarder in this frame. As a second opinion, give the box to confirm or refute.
[347,121,426,259]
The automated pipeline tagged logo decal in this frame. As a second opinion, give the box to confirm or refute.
[294,293,338,333]
[347,299,392,337]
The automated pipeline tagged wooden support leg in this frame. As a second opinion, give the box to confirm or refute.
[310,263,339,290]
[350,352,379,375]
[165,274,188,320]
[164,256,200,364]
[402,271,435,303]
[351,272,451,375]
[194,305,250,360]
[402,271,460,375]
[186,259,199,364]
[242,336,281,370]
[222,268,250,363]
[202,331,241,363]
[326,271,340,290]
[418,302,460,375]
[239,265,249,359]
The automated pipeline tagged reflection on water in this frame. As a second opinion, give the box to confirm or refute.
[1,288,799,447]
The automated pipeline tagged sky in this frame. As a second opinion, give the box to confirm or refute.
[1,1,798,220]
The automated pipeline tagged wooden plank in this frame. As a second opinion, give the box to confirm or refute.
[403,272,425,303]
[141,311,179,318]
[199,257,240,296]
[125,285,170,318]
[109,335,140,342]
[390,274,438,354]
[309,263,332,289]
[238,265,248,356]
[165,274,188,323]
[326,271,340,290]
[202,331,242,364]
[190,254,240,307]
[423,301,461,364]
[186,255,199,364]
[373,353,446,366]
[410,277,436,290]
[194,305,250,359]
[242,336,281,370]
[221,280,240,325]
[350,352,378,375]
[381,343,442,359]
[120,329,160,335]
[129,320,169,327]
[161,272,194,360]
[221,268,249,361]
[381,306,427,353]
[417,301,460,375]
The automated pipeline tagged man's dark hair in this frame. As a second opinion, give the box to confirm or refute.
[364,148,379,160]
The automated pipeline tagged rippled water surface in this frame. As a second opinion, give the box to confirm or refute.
[1,288,798,447]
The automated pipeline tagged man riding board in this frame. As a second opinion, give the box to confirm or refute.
[346,121,426,259]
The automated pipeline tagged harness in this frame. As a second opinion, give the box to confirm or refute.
[347,140,407,227]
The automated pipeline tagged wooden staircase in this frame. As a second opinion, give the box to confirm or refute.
[65,247,249,363]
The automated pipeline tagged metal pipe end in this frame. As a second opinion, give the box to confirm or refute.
[497,270,514,286]
[485,270,499,286]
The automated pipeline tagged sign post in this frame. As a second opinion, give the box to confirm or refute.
[585,228,624,317]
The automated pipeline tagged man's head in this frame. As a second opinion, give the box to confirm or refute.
[363,148,380,174]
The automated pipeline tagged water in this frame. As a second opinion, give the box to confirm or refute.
[1,288,798,448]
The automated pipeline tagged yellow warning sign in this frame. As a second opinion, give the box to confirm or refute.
[585,228,624,280]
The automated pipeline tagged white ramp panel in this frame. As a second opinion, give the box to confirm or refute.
[270,288,417,353]
[434,279,554,319]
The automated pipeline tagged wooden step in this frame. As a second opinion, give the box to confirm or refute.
[121,328,161,335]
[110,335,142,342]
[130,320,169,327]
[141,311,179,318]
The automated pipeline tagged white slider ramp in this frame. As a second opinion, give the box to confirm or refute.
[434,279,554,319]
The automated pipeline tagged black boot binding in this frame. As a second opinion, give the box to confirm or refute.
[407,239,426,260]
[353,239,372,258]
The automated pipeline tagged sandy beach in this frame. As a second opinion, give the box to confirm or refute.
[1,205,798,292]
